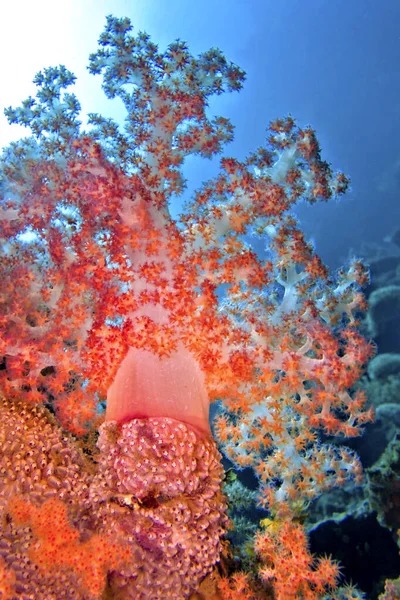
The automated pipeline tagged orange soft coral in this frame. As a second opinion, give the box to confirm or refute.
[0,559,16,600]
[218,571,257,599]
[9,497,129,598]
[255,520,340,600]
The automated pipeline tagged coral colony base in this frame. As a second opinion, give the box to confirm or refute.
[0,15,374,600]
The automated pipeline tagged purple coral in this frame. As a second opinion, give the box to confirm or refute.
[94,418,227,598]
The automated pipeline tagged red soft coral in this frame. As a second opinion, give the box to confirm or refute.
[255,520,340,600]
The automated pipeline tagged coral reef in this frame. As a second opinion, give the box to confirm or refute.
[296,230,400,599]
[0,399,226,599]
[0,15,376,599]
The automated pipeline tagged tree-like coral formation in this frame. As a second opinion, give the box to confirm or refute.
[0,15,373,599]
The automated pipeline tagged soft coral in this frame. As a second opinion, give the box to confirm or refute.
[255,520,340,600]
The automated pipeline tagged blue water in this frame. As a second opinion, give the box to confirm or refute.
[1,0,399,267]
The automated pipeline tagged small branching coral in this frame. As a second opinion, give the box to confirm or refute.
[255,519,340,599]
[0,15,373,600]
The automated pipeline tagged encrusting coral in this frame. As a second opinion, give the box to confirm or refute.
[0,15,374,600]
[0,399,227,599]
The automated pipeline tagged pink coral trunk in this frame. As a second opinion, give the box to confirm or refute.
[106,344,211,434]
